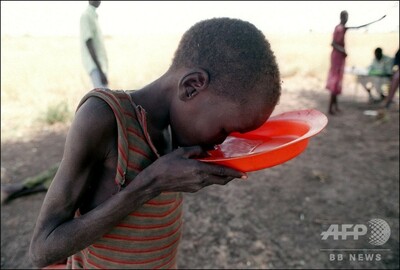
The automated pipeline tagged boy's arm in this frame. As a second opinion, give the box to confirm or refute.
[29,97,158,267]
[30,97,246,267]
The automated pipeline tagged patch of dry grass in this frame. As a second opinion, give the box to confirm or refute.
[1,32,398,141]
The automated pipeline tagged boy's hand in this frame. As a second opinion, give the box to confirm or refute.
[138,146,247,193]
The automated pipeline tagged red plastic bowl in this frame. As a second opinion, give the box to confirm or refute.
[198,109,328,172]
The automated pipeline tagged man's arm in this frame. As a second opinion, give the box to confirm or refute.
[331,41,346,56]
[86,38,108,85]
[346,15,386,30]
[346,25,366,30]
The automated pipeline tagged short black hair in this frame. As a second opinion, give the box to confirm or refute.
[375,47,383,54]
[374,47,383,60]
[340,10,348,18]
[170,17,281,107]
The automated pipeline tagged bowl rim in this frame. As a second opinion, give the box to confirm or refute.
[199,109,328,162]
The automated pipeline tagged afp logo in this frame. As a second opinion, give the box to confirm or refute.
[321,219,391,246]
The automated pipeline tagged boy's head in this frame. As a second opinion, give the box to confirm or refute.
[168,17,281,148]
[171,17,280,107]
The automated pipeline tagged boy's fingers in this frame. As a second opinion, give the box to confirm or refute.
[207,176,235,186]
[177,146,205,158]
[203,163,245,179]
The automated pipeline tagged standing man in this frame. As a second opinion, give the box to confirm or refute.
[325,10,349,115]
[325,10,376,115]
[80,0,108,88]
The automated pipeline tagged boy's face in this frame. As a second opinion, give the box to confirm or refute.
[170,89,272,149]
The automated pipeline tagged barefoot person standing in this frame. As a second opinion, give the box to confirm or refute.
[326,10,383,115]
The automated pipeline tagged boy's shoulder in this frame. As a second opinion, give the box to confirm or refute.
[75,88,136,137]
[75,90,119,135]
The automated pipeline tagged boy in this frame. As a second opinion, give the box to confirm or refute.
[30,17,281,269]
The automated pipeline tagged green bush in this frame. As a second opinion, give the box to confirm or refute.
[42,101,70,125]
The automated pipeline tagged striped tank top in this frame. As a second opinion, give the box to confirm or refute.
[66,88,183,269]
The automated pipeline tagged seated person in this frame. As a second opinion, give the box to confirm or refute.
[358,47,393,102]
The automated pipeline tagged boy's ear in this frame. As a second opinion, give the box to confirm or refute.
[178,68,210,101]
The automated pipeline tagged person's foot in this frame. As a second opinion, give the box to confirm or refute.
[384,100,392,110]
[368,96,375,104]
[373,98,384,104]
[330,107,342,115]
[375,109,390,122]
[1,183,46,204]
[1,183,25,204]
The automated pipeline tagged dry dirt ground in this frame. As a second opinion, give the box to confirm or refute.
[1,77,399,269]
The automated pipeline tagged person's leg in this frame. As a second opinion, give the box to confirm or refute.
[328,94,340,115]
[90,69,108,89]
[358,76,374,102]
[1,182,47,204]
[333,94,341,113]
[1,163,59,204]
[385,70,400,109]
[369,76,390,102]
[373,77,386,101]
[23,164,58,189]
[328,94,335,115]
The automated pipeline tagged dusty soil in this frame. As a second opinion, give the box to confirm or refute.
[1,77,399,269]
